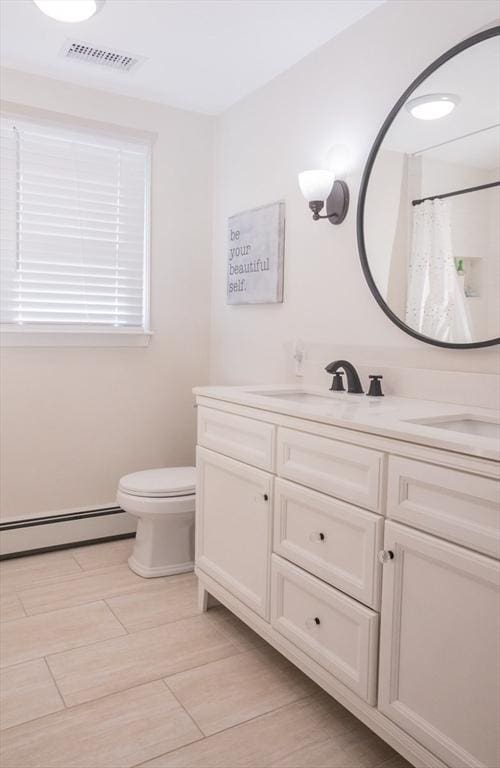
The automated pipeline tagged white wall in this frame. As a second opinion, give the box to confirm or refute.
[0,68,214,520]
[210,0,500,399]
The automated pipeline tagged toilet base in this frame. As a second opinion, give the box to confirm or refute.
[116,490,196,580]
[128,554,194,579]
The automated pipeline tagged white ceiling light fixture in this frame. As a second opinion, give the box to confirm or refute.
[33,0,105,23]
[405,93,460,120]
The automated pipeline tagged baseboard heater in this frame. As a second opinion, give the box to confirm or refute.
[0,506,136,559]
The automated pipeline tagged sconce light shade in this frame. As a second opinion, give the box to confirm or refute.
[298,170,335,202]
[298,169,349,225]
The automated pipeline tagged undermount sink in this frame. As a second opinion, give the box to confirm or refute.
[250,390,372,407]
[255,391,343,405]
[408,416,500,440]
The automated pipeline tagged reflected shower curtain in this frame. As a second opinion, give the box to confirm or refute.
[406,199,472,343]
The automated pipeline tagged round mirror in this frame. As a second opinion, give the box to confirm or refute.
[358,27,500,349]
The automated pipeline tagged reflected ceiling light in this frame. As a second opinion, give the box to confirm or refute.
[33,0,105,22]
[298,170,349,225]
[405,93,460,120]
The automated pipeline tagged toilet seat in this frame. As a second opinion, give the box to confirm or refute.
[118,466,196,498]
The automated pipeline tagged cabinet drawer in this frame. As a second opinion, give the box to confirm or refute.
[387,456,500,558]
[197,406,275,471]
[271,555,379,704]
[273,479,383,608]
[276,427,384,512]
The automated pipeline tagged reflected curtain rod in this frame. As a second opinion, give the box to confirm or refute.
[412,180,500,206]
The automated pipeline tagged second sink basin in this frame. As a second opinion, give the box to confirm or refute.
[408,416,500,440]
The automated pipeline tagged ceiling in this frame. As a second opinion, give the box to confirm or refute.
[0,0,384,115]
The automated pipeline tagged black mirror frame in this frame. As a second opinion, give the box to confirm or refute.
[357,25,500,350]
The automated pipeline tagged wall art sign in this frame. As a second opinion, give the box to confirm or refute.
[227,201,285,304]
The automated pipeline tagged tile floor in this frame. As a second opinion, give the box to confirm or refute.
[0,539,413,768]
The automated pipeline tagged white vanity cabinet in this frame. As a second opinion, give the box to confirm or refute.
[195,397,500,768]
[378,521,500,768]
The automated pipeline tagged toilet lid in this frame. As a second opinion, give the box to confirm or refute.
[119,467,196,498]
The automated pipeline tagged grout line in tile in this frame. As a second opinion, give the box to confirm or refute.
[1,565,90,598]
[67,552,85,572]
[43,643,245,710]
[5,596,123,625]
[162,678,206,738]
[12,573,197,619]
[42,657,67,710]
[162,646,253,690]
[102,599,131,635]
[1,610,247,676]
[131,692,318,768]
[208,691,314,739]
[0,609,27,625]
[0,675,204,735]
[9,563,148,601]
[16,586,171,620]
[0,602,130,672]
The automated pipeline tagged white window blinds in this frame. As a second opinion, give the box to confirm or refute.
[0,115,150,331]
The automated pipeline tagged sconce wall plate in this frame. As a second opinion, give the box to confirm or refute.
[326,180,349,225]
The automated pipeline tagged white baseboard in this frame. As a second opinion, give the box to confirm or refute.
[0,508,137,557]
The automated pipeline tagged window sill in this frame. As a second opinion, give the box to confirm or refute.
[0,329,153,348]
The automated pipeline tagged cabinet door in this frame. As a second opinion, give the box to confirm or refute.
[196,447,273,619]
[378,521,500,768]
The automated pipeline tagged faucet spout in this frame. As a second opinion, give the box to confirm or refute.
[325,359,364,394]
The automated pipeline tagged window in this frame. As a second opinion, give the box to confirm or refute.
[0,114,151,344]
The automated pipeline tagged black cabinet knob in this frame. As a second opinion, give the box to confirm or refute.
[378,549,395,564]
[314,617,321,625]
[263,494,269,501]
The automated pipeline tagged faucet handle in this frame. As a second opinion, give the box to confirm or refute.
[329,372,345,392]
[367,375,384,397]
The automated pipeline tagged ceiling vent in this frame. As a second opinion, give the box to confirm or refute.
[60,40,146,72]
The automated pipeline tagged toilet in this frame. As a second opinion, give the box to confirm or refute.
[117,466,196,578]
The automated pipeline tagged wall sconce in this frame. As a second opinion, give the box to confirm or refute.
[298,169,349,225]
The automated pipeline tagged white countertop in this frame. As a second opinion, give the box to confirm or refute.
[193,384,500,462]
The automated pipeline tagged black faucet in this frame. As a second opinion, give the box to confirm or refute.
[325,360,364,394]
